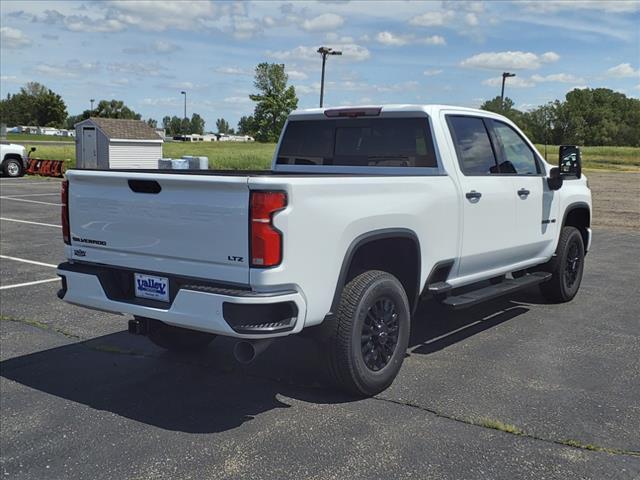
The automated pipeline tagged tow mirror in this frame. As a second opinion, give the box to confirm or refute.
[558,145,582,179]
[547,167,563,191]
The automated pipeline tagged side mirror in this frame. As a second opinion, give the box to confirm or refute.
[558,145,582,179]
[547,167,563,191]
[30,147,37,152]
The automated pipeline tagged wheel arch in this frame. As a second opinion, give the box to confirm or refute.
[328,228,421,317]
[562,202,591,250]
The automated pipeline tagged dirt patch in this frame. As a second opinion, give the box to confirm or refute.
[587,171,639,232]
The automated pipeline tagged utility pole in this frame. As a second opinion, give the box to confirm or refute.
[90,98,95,113]
[317,47,342,108]
[500,72,516,106]
[181,91,187,119]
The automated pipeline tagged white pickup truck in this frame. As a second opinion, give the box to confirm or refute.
[1,143,33,177]
[57,105,592,395]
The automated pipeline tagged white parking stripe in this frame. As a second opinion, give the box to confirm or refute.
[0,196,62,206]
[0,217,61,228]
[0,181,62,186]
[0,193,59,197]
[0,277,60,290]
[0,255,57,268]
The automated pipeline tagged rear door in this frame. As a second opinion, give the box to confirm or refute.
[446,115,517,278]
[487,119,557,261]
[67,170,250,284]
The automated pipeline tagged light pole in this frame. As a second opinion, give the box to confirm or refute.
[180,91,187,119]
[90,98,95,113]
[500,72,516,106]
[317,46,342,108]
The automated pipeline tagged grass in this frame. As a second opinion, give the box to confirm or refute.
[7,133,74,142]
[9,136,639,172]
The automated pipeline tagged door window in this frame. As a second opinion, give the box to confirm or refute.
[446,116,498,175]
[490,121,540,175]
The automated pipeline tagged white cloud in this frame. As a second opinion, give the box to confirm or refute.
[214,66,251,76]
[421,35,446,46]
[465,13,479,26]
[108,0,217,31]
[33,60,100,78]
[423,69,443,76]
[482,76,536,88]
[519,0,640,13]
[0,27,32,49]
[530,73,585,83]
[409,10,455,27]
[0,75,19,83]
[302,13,344,31]
[268,44,370,62]
[461,51,560,70]
[107,62,169,77]
[286,70,308,81]
[223,96,252,104]
[376,31,409,46]
[606,63,639,78]
[141,97,181,107]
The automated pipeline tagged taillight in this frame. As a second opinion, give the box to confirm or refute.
[61,179,70,245]
[250,191,286,267]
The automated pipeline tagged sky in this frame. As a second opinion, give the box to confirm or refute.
[1,0,639,131]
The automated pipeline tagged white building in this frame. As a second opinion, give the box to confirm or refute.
[75,117,163,169]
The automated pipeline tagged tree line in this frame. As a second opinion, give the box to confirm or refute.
[2,74,638,147]
[480,88,640,147]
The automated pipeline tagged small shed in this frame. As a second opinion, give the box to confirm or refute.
[75,117,163,169]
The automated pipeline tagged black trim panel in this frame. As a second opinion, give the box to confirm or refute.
[223,302,298,334]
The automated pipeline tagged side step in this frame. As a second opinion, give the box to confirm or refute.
[442,272,551,310]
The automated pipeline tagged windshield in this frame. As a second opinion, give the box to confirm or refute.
[277,118,437,168]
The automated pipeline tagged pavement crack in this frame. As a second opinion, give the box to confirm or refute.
[0,315,81,340]
[373,395,640,458]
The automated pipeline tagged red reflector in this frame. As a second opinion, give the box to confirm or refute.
[61,179,70,245]
[250,191,286,267]
[324,107,381,118]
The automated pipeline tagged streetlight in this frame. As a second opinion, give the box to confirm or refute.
[90,98,95,113]
[317,46,342,108]
[180,91,187,119]
[500,72,516,106]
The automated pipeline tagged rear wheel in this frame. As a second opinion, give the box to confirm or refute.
[142,317,216,352]
[325,270,410,396]
[539,226,585,302]
[3,159,23,177]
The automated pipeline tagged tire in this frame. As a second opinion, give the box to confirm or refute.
[142,317,216,352]
[325,270,411,396]
[3,159,24,178]
[539,226,585,303]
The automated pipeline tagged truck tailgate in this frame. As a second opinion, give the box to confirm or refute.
[66,170,250,284]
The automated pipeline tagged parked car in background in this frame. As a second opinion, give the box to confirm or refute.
[56,105,592,396]
[0,143,35,177]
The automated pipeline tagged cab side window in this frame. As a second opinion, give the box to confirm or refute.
[446,116,498,176]
[490,121,540,175]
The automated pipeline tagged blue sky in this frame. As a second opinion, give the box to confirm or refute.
[1,1,638,131]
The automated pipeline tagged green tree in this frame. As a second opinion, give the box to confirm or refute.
[146,118,158,128]
[93,99,141,120]
[216,118,231,134]
[180,117,191,135]
[169,116,182,136]
[249,63,298,142]
[237,115,256,136]
[0,82,67,127]
[190,113,205,134]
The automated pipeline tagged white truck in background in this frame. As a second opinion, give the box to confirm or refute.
[57,105,592,396]
[0,143,34,177]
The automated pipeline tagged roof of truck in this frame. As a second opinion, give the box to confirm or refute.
[289,104,494,119]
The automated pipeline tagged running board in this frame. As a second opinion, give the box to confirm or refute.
[441,272,551,310]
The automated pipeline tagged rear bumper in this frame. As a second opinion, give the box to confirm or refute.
[56,262,306,339]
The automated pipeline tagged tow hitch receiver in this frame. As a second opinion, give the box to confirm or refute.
[128,318,149,335]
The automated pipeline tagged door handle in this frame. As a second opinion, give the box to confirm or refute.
[465,190,482,200]
[517,188,530,197]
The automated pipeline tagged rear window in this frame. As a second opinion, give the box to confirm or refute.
[276,118,437,168]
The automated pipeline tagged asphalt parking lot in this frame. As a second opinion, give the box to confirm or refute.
[1,175,639,479]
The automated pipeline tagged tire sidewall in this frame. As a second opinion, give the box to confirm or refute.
[349,275,410,394]
[4,159,23,177]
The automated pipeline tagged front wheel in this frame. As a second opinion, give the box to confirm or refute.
[325,270,410,396]
[142,317,216,352]
[3,159,24,177]
[539,226,585,302]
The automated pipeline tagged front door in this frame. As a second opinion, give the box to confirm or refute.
[445,115,517,279]
[82,127,97,168]
[487,119,558,262]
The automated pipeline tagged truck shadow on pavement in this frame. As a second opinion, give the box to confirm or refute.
[1,296,532,434]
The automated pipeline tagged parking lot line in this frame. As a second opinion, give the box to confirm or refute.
[0,217,61,228]
[0,193,60,197]
[0,196,62,206]
[0,181,62,186]
[0,255,57,268]
[0,277,59,291]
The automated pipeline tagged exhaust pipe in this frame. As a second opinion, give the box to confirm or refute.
[233,338,274,364]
